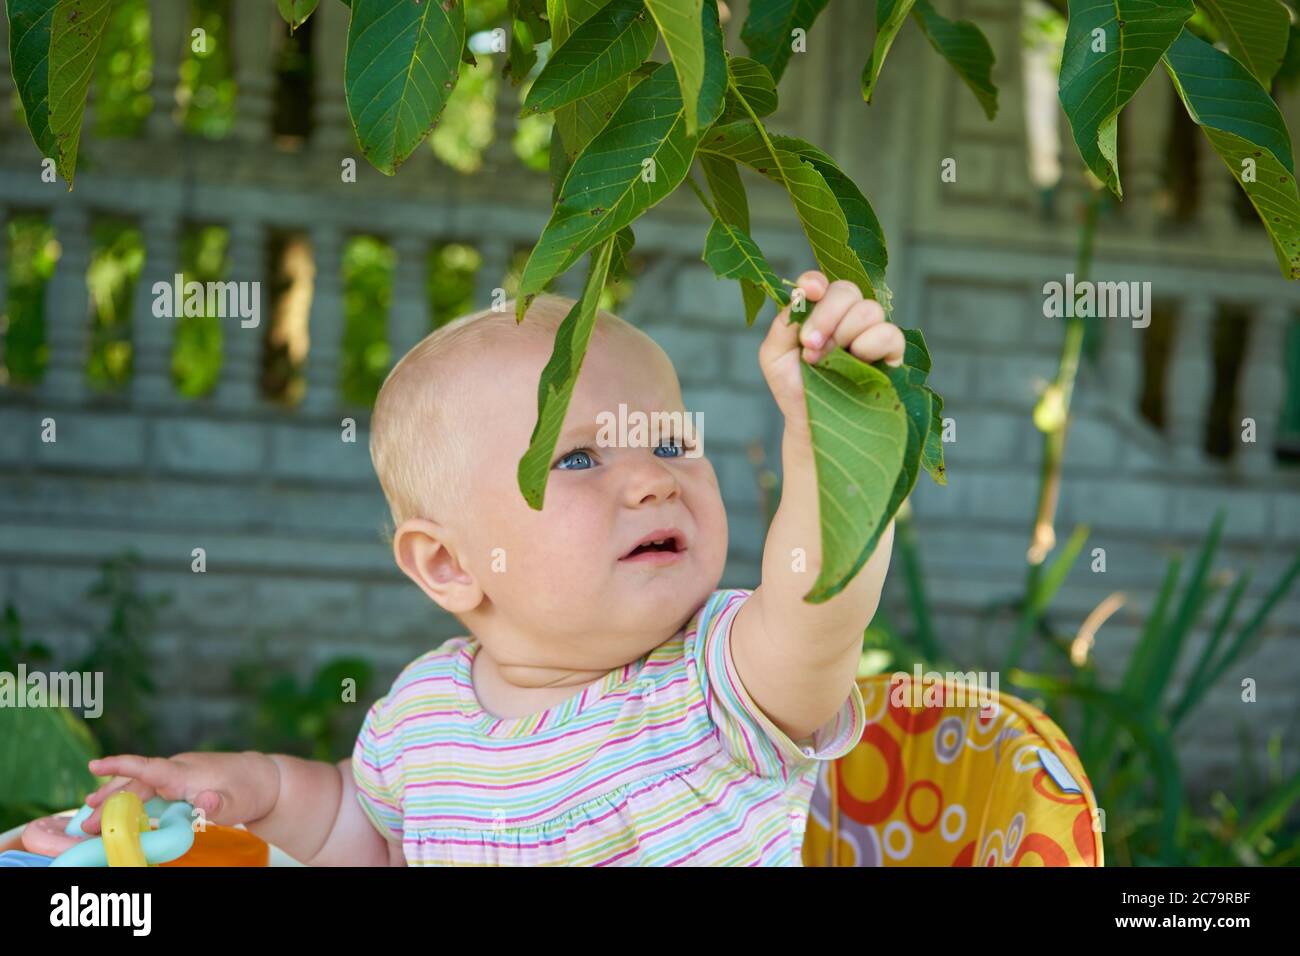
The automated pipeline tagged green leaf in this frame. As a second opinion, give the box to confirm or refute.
[552,77,633,174]
[1163,28,1300,279]
[898,330,947,489]
[700,153,766,325]
[901,327,931,374]
[867,359,932,563]
[506,0,551,84]
[699,120,876,300]
[0,705,100,812]
[921,384,946,485]
[911,0,998,120]
[1169,568,1249,727]
[1139,509,1223,715]
[7,0,58,163]
[514,0,550,41]
[610,225,636,281]
[522,0,657,116]
[548,0,613,43]
[345,0,466,175]
[546,1,661,189]
[517,238,616,509]
[518,60,710,316]
[1196,0,1290,86]
[741,0,831,83]
[717,55,778,124]
[800,349,909,603]
[773,135,892,316]
[864,329,947,561]
[861,0,916,104]
[644,0,701,134]
[277,0,320,30]
[1058,0,1195,198]
[47,0,114,187]
[507,14,539,85]
[701,218,790,308]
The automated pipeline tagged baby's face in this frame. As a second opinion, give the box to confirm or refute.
[455,322,728,671]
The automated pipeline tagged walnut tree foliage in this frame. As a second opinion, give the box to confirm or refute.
[8,0,1299,602]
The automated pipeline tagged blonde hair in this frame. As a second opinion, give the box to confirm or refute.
[368,293,637,540]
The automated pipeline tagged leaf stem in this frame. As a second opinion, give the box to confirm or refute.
[682,171,720,220]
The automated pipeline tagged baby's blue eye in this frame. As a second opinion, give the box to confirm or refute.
[654,441,684,458]
[556,449,594,470]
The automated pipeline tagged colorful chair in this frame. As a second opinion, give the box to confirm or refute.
[802,673,1104,866]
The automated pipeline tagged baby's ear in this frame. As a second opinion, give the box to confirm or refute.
[392,519,484,615]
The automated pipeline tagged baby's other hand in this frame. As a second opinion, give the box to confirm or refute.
[81,751,276,834]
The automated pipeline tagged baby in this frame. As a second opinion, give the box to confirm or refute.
[79,269,905,866]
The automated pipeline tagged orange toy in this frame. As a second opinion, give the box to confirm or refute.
[161,824,269,867]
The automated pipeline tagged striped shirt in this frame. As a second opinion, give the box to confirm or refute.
[351,588,866,865]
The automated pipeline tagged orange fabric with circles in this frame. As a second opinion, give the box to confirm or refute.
[801,675,1103,867]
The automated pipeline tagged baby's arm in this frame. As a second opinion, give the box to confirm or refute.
[733,271,905,744]
[83,752,401,866]
[245,755,400,866]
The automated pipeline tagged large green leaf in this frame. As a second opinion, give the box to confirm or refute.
[47,0,113,186]
[344,0,466,174]
[911,0,998,120]
[1058,0,1195,198]
[740,0,831,83]
[699,120,876,299]
[772,135,892,316]
[0,705,100,811]
[861,0,916,104]
[547,0,639,190]
[518,60,711,316]
[644,0,703,135]
[800,349,909,602]
[701,218,790,307]
[700,153,766,325]
[1196,0,1290,86]
[277,0,319,31]
[870,361,932,553]
[517,239,616,509]
[522,0,657,116]
[7,0,58,163]
[1163,28,1300,279]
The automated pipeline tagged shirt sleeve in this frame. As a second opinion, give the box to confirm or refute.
[687,589,867,781]
[351,694,405,843]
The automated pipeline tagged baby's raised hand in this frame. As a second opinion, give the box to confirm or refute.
[758,270,904,435]
[81,751,277,835]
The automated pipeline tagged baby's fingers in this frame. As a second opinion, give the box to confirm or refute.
[848,322,906,367]
[89,755,188,796]
[82,779,159,834]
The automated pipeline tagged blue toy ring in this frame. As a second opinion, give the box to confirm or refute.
[49,794,196,867]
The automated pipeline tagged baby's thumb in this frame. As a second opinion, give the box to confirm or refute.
[192,789,231,824]
[760,298,802,364]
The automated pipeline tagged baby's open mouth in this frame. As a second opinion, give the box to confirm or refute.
[620,529,686,562]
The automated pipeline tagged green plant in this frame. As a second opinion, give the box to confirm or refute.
[0,601,100,834]
[71,551,169,756]
[221,651,375,763]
